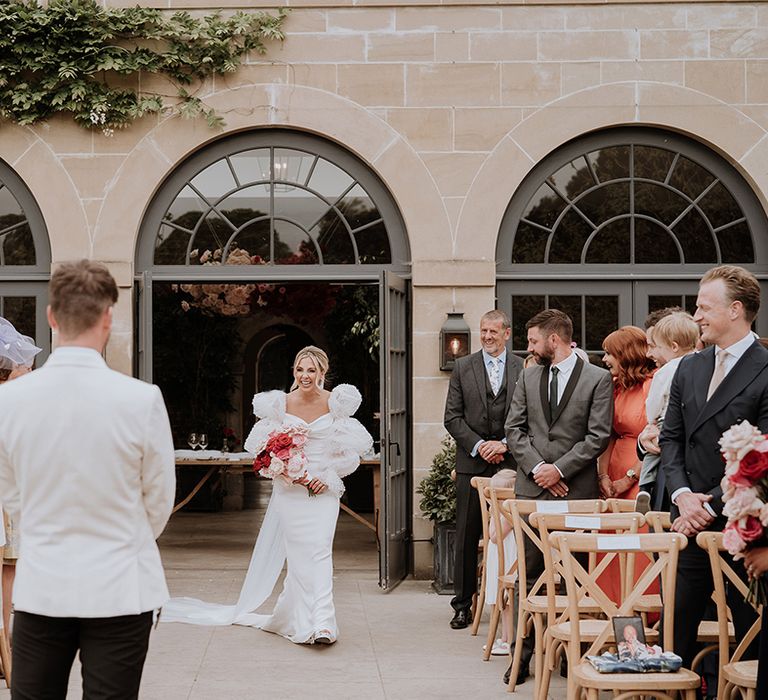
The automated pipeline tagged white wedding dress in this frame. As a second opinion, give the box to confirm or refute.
[161,384,372,644]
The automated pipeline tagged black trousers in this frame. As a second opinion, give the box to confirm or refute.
[756,601,768,697]
[451,465,497,612]
[12,610,153,700]
[670,540,758,668]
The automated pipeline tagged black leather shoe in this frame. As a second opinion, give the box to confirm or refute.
[450,609,472,629]
[503,662,529,686]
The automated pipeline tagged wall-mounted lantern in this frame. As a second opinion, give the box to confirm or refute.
[440,312,470,371]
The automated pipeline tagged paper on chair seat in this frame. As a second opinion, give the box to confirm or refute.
[536,501,569,513]
[597,534,641,550]
[565,515,601,529]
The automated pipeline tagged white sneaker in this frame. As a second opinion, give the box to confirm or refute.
[484,639,509,656]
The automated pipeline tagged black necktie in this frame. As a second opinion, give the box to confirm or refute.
[549,366,559,416]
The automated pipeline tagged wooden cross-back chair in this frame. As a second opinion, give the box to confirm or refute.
[530,511,649,700]
[552,531,700,700]
[697,531,763,700]
[480,485,518,660]
[469,475,493,635]
[499,498,606,693]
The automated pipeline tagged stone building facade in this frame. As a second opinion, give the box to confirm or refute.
[3,0,768,580]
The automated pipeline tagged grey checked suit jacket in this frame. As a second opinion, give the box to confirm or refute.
[505,358,614,499]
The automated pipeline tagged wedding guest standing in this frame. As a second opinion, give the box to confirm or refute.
[661,264,768,672]
[0,318,42,638]
[444,310,523,630]
[0,260,176,700]
[505,309,613,685]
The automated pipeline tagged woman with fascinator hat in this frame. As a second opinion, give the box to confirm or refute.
[0,317,42,638]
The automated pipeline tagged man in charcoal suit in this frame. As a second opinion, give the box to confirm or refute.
[0,260,176,700]
[661,265,767,681]
[444,310,523,630]
[504,308,613,685]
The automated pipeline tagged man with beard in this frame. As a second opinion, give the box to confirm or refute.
[503,309,613,685]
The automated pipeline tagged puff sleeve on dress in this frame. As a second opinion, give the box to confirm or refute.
[313,384,373,498]
[244,391,286,454]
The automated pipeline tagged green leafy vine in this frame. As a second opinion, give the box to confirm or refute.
[0,0,287,134]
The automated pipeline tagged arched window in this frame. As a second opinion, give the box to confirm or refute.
[138,130,409,275]
[497,128,768,353]
[0,159,50,359]
[499,128,765,269]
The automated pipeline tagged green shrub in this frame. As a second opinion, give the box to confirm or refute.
[417,436,456,524]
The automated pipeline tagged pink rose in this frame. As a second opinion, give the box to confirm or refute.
[723,487,763,520]
[292,434,307,447]
[736,515,764,543]
[760,503,768,527]
[723,525,747,556]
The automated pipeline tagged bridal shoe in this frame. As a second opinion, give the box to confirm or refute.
[313,630,336,645]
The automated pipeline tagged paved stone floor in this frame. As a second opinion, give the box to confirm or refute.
[0,482,566,699]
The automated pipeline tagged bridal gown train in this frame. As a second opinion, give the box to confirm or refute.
[161,384,372,644]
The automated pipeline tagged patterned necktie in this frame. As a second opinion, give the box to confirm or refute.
[488,358,501,395]
[549,366,560,416]
[706,349,728,401]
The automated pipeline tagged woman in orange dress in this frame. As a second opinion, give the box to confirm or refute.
[597,326,656,604]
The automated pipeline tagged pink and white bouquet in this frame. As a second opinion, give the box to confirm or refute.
[252,425,314,496]
[719,420,768,604]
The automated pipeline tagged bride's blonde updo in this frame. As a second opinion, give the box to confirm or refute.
[290,346,330,391]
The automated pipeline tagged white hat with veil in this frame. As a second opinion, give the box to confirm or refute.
[0,317,42,370]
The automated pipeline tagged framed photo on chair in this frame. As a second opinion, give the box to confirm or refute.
[613,616,646,660]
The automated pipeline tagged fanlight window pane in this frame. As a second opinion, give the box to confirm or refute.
[0,187,23,220]
[716,222,755,263]
[668,156,714,200]
[587,146,630,182]
[316,211,356,264]
[511,295,545,351]
[584,219,630,264]
[576,181,629,226]
[231,220,270,263]
[512,223,548,263]
[307,159,354,201]
[697,181,742,230]
[635,219,680,264]
[190,159,238,201]
[634,146,675,182]
[548,210,592,264]
[273,185,330,230]
[522,183,566,229]
[634,182,686,226]
[230,149,271,185]
[337,184,378,230]
[274,220,319,264]
[353,221,391,263]
[193,212,234,262]
[549,157,594,200]
[167,185,207,228]
[273,149,315,185]
[673,210,717,263]
[155,223,190,265]
[227,185,269,219]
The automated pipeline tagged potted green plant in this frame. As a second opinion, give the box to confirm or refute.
[417,435,457,593]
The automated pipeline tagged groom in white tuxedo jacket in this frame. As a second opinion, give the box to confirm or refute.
[0,260,176,700]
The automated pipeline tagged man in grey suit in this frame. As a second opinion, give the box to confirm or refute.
[504,309,613,684]
[444,310,523,630]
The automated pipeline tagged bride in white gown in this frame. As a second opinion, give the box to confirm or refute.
[162,346,372,644]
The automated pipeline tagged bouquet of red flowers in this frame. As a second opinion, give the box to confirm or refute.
[252,425,314,496]
[719,420,768,605]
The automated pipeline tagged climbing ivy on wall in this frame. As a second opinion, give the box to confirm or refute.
[0,0,286,134]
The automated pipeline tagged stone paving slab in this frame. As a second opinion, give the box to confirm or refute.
[0,502,565,699]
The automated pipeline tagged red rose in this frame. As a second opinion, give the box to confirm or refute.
[253,450,270,472]
[273,433,293,450]
[736,515,764,543]
[734,449,768,485]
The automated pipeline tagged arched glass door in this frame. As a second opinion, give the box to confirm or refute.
[0,159,51,361]
[136,129,411,588]
[497,128,768,353]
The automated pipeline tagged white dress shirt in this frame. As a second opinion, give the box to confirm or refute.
[670,331,756,511]
[533,350,578,478]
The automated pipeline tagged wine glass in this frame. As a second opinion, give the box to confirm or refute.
[199,433,209,451]
[187,432,198,450]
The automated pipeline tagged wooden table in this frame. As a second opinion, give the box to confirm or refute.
[174,458,381,543]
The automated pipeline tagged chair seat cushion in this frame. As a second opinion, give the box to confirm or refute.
[723,660,757,688]
[573,662,701,690]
